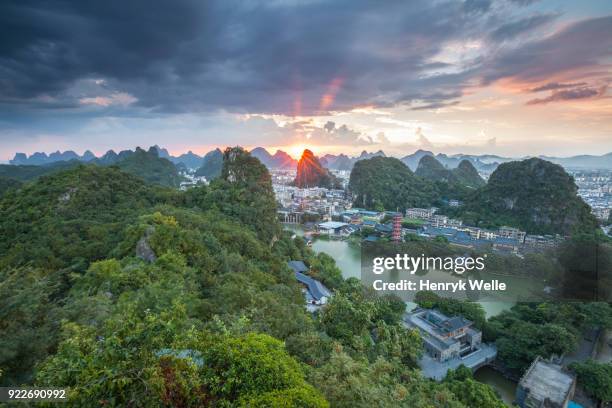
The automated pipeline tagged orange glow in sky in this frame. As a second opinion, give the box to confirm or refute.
[287,144,310,159]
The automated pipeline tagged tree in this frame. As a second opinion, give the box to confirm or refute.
[309,253,344,290]
[319,294,370,343]
[37,305,327,407]
[37,304,204,407]
[570,360,612,403]
[444,365,506,408]
[200,332,326,405]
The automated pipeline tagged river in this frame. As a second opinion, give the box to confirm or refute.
[287,225,519,403]
[473,366,517,405]
[289,225,515,318]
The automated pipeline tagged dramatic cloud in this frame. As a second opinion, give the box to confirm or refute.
[1,1,611,159]
[2,0,584,118]
[481,16,612,85]
[528,82,588,92]
[1,1,610,119]
[526,86,605,105]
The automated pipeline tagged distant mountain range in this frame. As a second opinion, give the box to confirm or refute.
[401,150,506,173]
[10,146,612,171]
[195,148,223,180]
[2,146,182,188]
[11,150,97,165]
[250,147,297,169]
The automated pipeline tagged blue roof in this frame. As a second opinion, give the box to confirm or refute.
[493,237,518,246]
[455,231,471,240]
[364,235,379,242]
[359,210,380,216]
[426,227,457,236]
[318,221,348,230]
[375,223,393,233]
[295,271,331,301]
[287,260,308,273]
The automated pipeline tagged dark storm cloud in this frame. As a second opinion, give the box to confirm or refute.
[0,0,492,116]
[1,1,611,116]
[481,16,612,84]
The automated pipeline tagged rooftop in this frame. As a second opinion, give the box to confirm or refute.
[287,260,308,274]
[519,357,575,406]
[318,221,349,230]
[294,271,331,301]
[404,309,473,346]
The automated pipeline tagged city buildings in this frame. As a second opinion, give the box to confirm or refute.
[178,168,208,190]
[516,356,576,408]
[406,207,437,219]
[272,169,354,224]
[571,169,611,224]
[404,309,482,362]
[406,207,560,253]
[317,221,351,237]
[404,308,497,380]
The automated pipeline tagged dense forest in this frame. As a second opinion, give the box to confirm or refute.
[0,147,516,407]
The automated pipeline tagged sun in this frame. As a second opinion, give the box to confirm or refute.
[287,144,310,160]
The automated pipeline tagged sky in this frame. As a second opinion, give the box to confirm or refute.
[1,0,611,161]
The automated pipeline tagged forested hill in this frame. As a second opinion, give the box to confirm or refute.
[453,160,486,188]
[0,147,508,407]
[0,160,81,184]
[415,155,452,182]
[415,156,484,188]
[111,146,182,187]
[0,147,182,193]
[349,156,438,211]
[454,157,599,234]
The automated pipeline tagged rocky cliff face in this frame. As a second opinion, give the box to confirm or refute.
[294,149,339,188]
